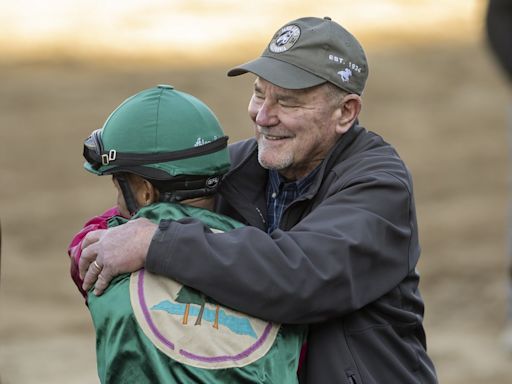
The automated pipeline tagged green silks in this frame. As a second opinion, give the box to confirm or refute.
[87,203,306,383]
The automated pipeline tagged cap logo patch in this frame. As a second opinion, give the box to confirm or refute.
[337,68,353,83]
[269,25,300,53]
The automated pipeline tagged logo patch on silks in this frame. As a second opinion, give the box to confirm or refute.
[130,269,280,369]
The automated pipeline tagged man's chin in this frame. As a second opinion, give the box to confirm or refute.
[257,155,291,172]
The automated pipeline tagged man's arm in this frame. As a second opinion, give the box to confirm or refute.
[145,171,417,324]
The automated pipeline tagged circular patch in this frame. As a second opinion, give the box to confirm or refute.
[130,269,280,369]
[269,24,301,53]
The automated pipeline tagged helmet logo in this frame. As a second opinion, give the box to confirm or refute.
[206,176,220,189]
[269,25,300,53]
[195,136,218,147]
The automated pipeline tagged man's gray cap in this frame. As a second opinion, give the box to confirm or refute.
[228,16,369,94]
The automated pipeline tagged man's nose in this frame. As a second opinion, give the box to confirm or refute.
[255,101,279,127]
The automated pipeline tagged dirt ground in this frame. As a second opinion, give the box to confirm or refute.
[1,38,512,383]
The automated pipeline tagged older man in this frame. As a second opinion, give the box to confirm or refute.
[80,17,438,383]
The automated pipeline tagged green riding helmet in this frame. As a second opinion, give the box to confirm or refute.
[83,84,230,180]
[83,85,230,211]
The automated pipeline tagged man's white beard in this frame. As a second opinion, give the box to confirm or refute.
[257,139,293,171]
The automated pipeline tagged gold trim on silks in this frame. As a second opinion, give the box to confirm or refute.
[129,269,280,369]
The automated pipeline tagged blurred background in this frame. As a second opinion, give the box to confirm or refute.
[0,0,511,383]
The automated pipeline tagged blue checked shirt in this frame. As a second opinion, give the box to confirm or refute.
[265,168,320,233]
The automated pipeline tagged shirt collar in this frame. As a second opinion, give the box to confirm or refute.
[268,166,321,196]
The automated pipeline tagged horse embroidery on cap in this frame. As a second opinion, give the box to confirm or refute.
[337,68,353,82]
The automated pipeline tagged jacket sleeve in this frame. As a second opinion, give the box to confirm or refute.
[146,171,417,324]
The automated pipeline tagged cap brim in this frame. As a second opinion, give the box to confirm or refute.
[227,56,326,90]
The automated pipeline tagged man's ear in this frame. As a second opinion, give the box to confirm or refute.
[335,94,362,135]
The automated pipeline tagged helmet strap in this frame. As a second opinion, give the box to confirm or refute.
[114,174,139,217]
[159,188,215,203]
[157,175,221,203]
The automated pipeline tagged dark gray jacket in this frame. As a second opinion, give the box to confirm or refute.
[147,124,438,383]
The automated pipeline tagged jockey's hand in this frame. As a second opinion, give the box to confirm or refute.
[79,218,157,296]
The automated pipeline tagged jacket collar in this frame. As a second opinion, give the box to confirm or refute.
[303,122,362,199]
[219,123,363,227]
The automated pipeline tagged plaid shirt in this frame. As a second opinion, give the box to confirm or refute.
[265,168,319,233]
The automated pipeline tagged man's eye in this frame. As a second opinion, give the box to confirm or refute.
[278,101,298,108]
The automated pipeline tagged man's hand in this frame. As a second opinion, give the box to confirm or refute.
[79,218,157,296]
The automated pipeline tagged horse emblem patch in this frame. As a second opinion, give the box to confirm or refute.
[269,24,301,53]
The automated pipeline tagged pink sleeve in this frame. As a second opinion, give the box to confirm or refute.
[68,206,120,299]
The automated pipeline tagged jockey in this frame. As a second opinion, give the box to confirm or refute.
[70,85,305,383]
